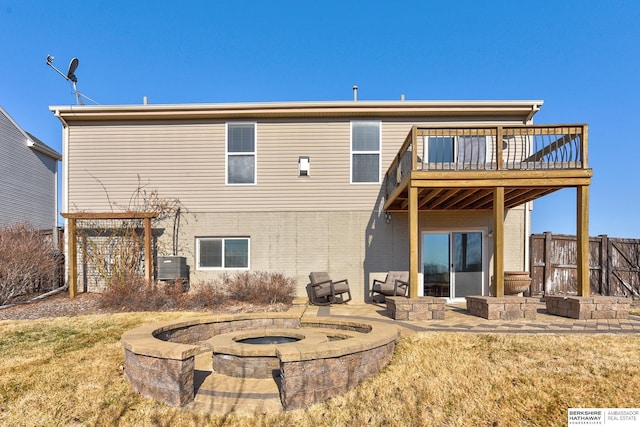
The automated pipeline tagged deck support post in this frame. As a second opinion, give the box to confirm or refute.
[493,187,505,297]
[68,217,77,298]
[409,185,419,298]
[577,185,590,296]
[144,217,153,282]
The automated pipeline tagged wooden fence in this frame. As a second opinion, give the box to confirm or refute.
[530,233,640,296]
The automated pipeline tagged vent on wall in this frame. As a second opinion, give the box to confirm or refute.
[299,156,310,176]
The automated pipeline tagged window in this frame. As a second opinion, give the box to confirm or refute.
[457,136,486,164]
[425,136,487,166]
[427,136,454,163]
[196,237,250,269]
[351,121,381,183]
[227,123,256,184]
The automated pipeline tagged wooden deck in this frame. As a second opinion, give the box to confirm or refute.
[384,125,591,212]
[382,125,593,298]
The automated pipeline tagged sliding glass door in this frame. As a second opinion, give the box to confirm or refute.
[422,231,484,299]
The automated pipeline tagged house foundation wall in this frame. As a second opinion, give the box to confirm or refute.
[170,209,527,302]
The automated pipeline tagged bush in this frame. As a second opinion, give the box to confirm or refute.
[99,271,296,312]
[100,275,160,311]
[182,281,227,309]
[0,223,58,305]
[224,271,296,304]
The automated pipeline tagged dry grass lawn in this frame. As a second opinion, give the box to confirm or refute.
[1,312,639,426]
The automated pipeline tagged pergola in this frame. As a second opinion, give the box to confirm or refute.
[61,212,158,298]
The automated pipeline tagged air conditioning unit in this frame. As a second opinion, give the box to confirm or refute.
[157,256,189,281]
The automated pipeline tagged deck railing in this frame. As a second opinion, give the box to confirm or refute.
[385,125,588,198]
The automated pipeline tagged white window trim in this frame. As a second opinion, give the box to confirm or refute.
[195,237,251,270]
[350,120,382,184]
[225,122,257,185]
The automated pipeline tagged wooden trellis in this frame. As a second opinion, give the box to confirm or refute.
[61,212,158,298]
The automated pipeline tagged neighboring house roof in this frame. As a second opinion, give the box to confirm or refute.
[0,107,61,161]
[50,100,543,124]
[25,131,62,161]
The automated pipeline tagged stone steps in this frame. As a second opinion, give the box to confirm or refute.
[183,352,283,415]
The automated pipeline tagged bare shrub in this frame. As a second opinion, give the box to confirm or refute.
[100,277,225,312]
[81,224,146,287]
[98,271,296,312]
[99,275,180,312]
[225,271,296,304]
[181,281,227,309]
[0,223,58,305]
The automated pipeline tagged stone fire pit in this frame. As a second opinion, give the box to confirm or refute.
[120,308,399,411]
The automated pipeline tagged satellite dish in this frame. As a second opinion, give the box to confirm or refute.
[66,58,79,83]
[46,54,97,105]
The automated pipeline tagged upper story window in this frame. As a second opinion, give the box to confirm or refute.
[351,121,381,184]
[426,136,487,166]
[226,123,256,184]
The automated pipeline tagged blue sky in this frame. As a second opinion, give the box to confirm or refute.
[1,1,639,238]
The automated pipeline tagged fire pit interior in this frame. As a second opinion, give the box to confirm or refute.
[236,335,301,345]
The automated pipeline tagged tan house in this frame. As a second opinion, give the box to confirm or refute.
[50,100,591,301]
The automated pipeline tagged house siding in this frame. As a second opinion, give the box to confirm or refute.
[60,104,535,300]
[0,109,58,230]
[66,117,526,212]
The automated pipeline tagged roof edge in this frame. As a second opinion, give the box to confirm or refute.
[26,132,62,160]
[49,99,544,122]
[0,106,62,160]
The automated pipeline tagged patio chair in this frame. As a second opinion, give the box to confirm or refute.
[370,271,409,302]
[308,272,352,305]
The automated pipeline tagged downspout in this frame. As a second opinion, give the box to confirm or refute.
[54,158,59,247]
[525,104,540,125]
[524,202,531,272]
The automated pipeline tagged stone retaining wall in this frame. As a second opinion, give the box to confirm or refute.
[214,353,280,379]
[466,296,542,320]
[156,317,302,344]
[386,296,446,320]
[278,340,396,410]
[545,296,631,319]
[123,348,195,406]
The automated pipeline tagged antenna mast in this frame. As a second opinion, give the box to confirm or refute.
[46,55,96,105]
